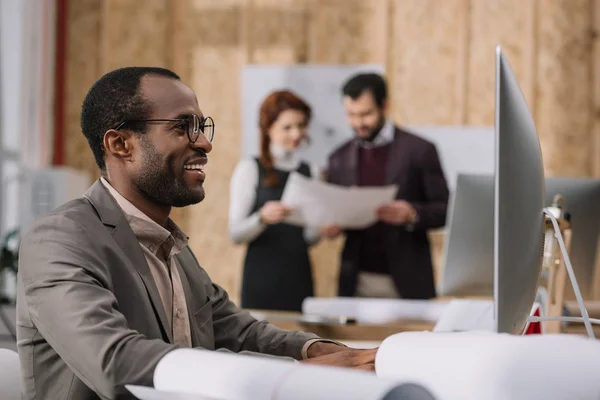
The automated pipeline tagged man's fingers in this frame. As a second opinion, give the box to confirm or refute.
[332,349,377,367]
[353,348,377,365]
[354,363,376,372]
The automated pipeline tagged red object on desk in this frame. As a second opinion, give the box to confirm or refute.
[524,304,542,335]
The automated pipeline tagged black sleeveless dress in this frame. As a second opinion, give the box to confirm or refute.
[240,158,314,311]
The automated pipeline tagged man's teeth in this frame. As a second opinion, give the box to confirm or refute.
[184,164,204,170]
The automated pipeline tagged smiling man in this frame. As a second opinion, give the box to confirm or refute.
[16,67,375,400]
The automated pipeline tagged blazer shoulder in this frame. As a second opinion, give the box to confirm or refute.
[328,139,355,160]
[395,127,437,151]
[22,197,99,241]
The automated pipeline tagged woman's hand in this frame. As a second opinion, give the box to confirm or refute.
[320,224,343,239]
[259,201,292,225]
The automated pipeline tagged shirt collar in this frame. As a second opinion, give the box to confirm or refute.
[269,143,302,171]
[100,177,188,256]
[357,119,395,149]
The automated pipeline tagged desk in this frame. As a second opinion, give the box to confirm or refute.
[250,306,600,343]
[248,310,435,341]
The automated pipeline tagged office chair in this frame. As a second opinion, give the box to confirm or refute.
[0,348,21,400]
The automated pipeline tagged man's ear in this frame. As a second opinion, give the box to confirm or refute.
[381,99,389,115]
[103,129,134,161]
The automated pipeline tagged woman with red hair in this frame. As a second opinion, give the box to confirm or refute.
[229,90,320,311]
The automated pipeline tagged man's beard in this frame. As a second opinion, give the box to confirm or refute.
[135,139,205,208]
[357,115,386,142]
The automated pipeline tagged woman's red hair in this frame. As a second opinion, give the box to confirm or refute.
[258,90,312,187]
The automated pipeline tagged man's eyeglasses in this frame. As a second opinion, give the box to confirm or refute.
[113,115,215,143]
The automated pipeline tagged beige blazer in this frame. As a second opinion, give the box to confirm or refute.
[16,180,318,400]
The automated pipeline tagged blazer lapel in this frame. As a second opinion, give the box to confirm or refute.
[345,140,360,186]
[84,180,173,343]
[175,249,203,348]
[384,129,411,187]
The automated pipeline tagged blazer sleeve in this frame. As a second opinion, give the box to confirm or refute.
[325,153,339,185]
[411,143,450,230]
[18,214,180,399]
[184,251,319,360]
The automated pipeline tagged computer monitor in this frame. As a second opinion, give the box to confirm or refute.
[494,45,546,333]
[438,173,494,297]
[436,48,599,334]
[545,178,600,298]
[433,46,546,334]
[459,46,545,334]
[439,174,600,298]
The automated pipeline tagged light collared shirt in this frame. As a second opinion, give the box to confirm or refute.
[101,178,339,358]
[357,119,395,148]
[101,177,192,347]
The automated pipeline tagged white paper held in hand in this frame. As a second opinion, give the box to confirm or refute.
[281,172,398,229]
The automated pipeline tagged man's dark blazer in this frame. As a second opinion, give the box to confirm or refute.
[326,126,449,299]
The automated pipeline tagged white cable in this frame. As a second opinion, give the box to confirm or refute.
[528,316,600,325]
[537,210,595,339]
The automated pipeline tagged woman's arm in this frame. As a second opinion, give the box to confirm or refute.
[303,164,323,246]
[228,159,267,244]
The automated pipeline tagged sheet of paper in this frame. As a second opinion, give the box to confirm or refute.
[280,172,398,229]
[126,385,216,400]
[153,348,407,400]
[302,297,449,324]
[432,299,495,332]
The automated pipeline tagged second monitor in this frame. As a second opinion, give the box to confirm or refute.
[439,173,600,299]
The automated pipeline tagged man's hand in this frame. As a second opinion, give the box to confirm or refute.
[304,343,377,372]
[376,200,417,226]
[319,224,343,239]
[259,201,292,225]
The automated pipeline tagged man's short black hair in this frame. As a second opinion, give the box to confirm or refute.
[341,73,387,108]
[81,66,181,171]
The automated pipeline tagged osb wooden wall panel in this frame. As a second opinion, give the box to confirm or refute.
[466,0,536,125]
[307,0,389,65]
[536,0,593,177]
[245,0,310,64]
[64,0,103,183]
[99,0,170,74]
[388,0,469,125]
[63,0,600,302]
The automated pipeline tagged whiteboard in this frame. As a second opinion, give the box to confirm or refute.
[241,64,384,169]
[408,126,494,191]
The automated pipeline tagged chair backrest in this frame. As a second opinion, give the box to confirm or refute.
[0,348,21,400]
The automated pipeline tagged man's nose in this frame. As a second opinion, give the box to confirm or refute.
[191,134,212,153]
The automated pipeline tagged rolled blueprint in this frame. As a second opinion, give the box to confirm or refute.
[375,331,600,400]
[302,297,448,324]
[153,348,422,400]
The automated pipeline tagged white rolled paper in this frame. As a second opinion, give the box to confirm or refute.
[154,348,409,400]
[302,297,448,324]
[375,331,600,400]
[126,384,213,400]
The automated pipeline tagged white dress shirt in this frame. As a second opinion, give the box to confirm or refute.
[358,119,395,148]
